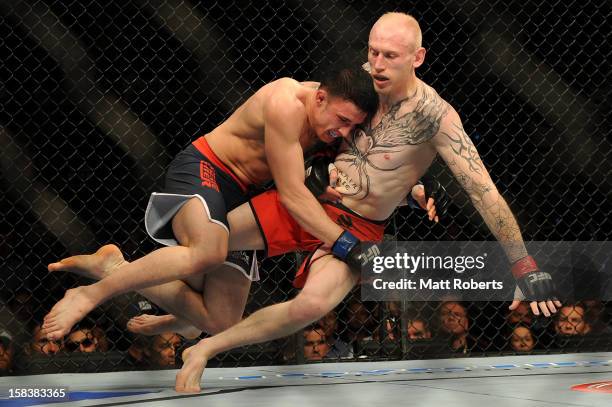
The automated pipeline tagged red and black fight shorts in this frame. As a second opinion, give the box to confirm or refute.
[145,136,260,280]
[249,189,386,288]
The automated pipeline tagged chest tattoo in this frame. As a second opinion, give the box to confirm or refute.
[335,87,449,199]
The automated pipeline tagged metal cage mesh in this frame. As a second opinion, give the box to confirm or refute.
[0,0,610,375]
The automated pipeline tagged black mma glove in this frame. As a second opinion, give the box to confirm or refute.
[512,255,557,302]
[407,174,449,217]
[422,174,449,217]
[331,230,381,272]
[305,156,334,198]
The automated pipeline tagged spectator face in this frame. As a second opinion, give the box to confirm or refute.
[510,326,535,352]
[303,329,329,361]
[556,306,590,336]
[407,319,431,340]
[149,333,181,367]
[66,329,98,353]
[507,302,533,325]
[440,302,468,335]
[0,338,14,372]
[31,325,63,355]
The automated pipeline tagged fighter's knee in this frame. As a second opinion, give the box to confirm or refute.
[288,293,332,326]
[188,244,227,272]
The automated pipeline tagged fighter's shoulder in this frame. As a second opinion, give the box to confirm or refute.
[417,82,452,110]
[264,78,306,111]
[417,82,461,124]
[418,86,466,147]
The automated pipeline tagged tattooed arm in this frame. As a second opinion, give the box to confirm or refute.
[431,106,560,316]
[431,107,527,261]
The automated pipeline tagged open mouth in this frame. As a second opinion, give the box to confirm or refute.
[372,74,389,85]
[328,130,341,139]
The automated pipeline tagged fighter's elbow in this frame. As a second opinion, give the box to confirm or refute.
[278,185,307,210]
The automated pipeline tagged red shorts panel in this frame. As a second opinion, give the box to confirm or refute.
[249,190,386,287]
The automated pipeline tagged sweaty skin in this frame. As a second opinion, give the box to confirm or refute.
[333,82,442,220]
[207,79,338,186]
[171,12,560,393]
[41,77,368,341]
[49,13,558,393]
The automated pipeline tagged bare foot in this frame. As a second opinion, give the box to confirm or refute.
[48,244,126,280]
[127,314,201,339]
[175,342,210,393]
[42,286,98,340]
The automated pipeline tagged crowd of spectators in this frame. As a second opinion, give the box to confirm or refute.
[0,219,604,370]
[300,296,610,361]
[1,289,609,374]
[0,284,610,375]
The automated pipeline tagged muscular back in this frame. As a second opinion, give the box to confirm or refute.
[334,80,449,220]
[206,79,318,185]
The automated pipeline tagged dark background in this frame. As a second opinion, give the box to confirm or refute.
[0,0,610,373]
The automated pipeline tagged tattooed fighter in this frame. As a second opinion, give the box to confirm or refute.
[47,12,557,392]
[167,12,559,391]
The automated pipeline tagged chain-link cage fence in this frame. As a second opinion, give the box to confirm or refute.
[1,0,611,376]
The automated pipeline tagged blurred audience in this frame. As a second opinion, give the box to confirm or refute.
[66,324,102,353]
[92,326,110,352]
[382,301,401,341]
[149,333,182,367]
[343,299,379,343]
[317,310,352,359]
[303,327,329,361]
[8,296,611,373]
[438,301,487,353]
[555,304,592,336]
[28,323,64,356]
[583,300,609,334]
[509,325,536,352]
[407,317,432,340]
[0,327,15,375]
[128,332,182,368]
[506,301,534,326]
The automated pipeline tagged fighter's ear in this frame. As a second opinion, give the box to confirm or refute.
[414,47,426,68]
[315,88,328,105]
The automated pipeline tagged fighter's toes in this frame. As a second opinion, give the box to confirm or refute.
[175,372,202,393]
[42,314,59,326]
[47,262,64,272]
[44,327,66,341]
[175,345,208,393]
[174,380,194,393]
[42,321,56,331]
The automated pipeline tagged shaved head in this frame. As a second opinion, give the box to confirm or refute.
[370,12,422,51]
[367,12,426,101]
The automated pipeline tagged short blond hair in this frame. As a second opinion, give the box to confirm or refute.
[375,12,422,49]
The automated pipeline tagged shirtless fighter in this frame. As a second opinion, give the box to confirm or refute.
[168,12,560,391]
[49,12,558,392]
[41,66,380,340]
